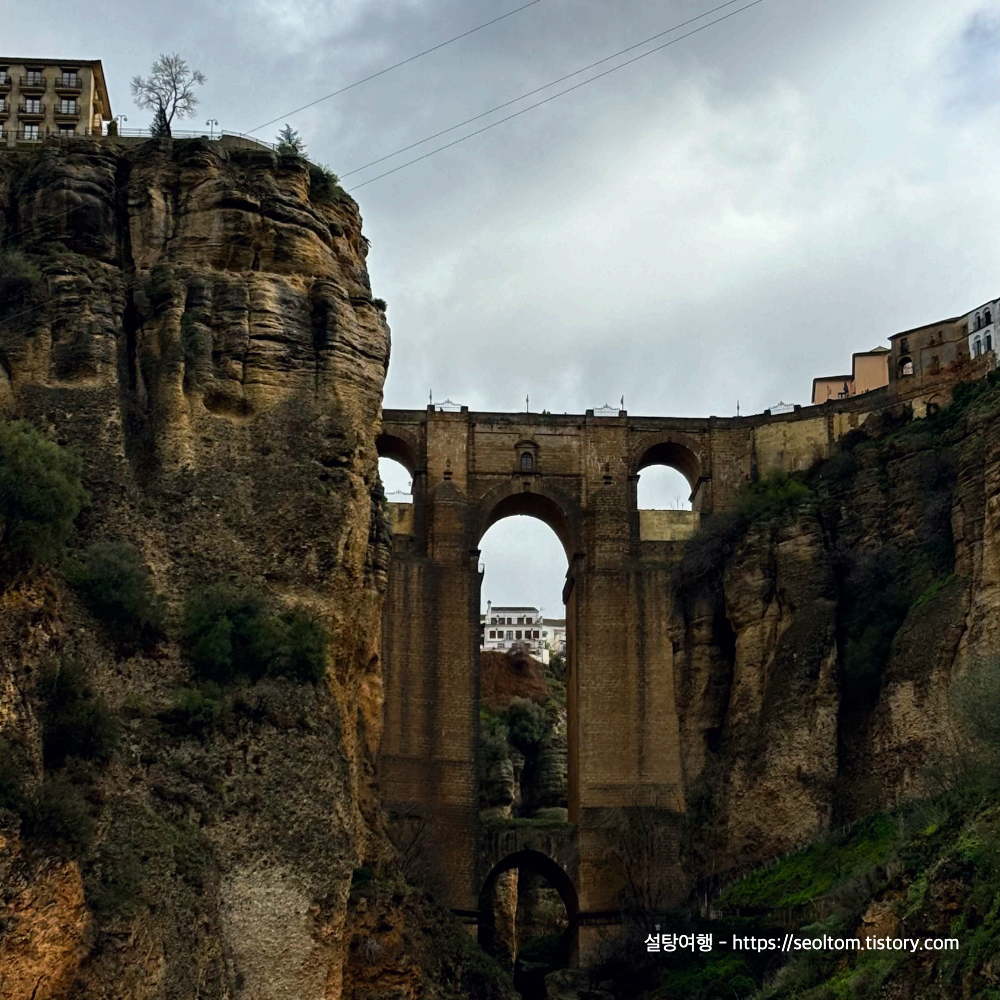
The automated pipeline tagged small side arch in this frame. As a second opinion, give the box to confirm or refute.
[376,431,419,476]
[630,432,703,504]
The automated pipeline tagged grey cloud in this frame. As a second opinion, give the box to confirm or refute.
[10,0,1000,614]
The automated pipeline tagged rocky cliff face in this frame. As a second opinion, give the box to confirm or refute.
[0,138,509,1000]
[673,383,1000,875]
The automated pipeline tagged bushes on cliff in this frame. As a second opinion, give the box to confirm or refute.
[183,583,327,683]
[0,248,41,308]
[38,659,118,769]
[679,472,814,584]
[502,698,549,753]
[308,163,350,205]
[0,419,87,573]
[0,742,94,854]
[67,539,166,648]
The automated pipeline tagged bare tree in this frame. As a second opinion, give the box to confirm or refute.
[131,54,206,137]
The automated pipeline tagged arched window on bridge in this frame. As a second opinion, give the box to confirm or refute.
[898,356,914,377]
[520,451,533,472]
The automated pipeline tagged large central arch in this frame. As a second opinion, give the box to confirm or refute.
[474,480,582,563]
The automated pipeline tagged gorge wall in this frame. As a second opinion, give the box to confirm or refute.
[674,385,1000,877]
[0,139,512,1000]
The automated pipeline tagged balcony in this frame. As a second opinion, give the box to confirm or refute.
[0,76,10,91]
[17,105,45,120]
[53,107,80,121]
[13,129,42,143]
[19,75,47,91]
[54,75,82,92]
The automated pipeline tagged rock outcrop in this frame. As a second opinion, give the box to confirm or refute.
[673,381,1000,873]
[0,138,508,1000]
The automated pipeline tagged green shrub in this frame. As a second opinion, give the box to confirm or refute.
[159,684,223,736]
[0,419,87,571]
[308,163,350,204]
[273,608,328,682]
[183,584,328,684]
[37,659,118,769]
[503,698,549,753]
[184,583,275,683]
[735,471,814,523]
[67,539,165,647]
[0,248,41,308]
[21,773,94,854]
[680,473,814,586]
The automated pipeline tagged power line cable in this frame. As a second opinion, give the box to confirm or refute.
[348,0,764,191]
[247,0,549,135]
[1,0,748,249]
[341,0,747,178]
[0,2,760,271]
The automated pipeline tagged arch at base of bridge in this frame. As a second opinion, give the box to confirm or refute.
[477,848,580,967]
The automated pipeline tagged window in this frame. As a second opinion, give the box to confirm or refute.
[0,69,8,85]
[505,630,513,640]
[520,451,533,472]
[973,338,982,357]
[23,124,39,139]
[930,355,940,373]
[517,617,524,624]
[986,309,993,325]
[489,631,496,639]
[25,69,44,86]
[515,630,522,639]
[59,126,75,136]
[899,357,913,377]
[542,631,548,637]
[507,617,512,625]
[975,314,983,331]
[59,99,76,114]
[59,69,79,87]
[24,98,41,113]
[986,335,993,352]
[533,630,540,639]
[900,337,909,353]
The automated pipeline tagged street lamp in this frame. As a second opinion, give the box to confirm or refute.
[111,114,127,136]
[205,118,219,139]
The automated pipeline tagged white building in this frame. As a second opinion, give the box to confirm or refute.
[967,299,997,359]
[481,603,566,664]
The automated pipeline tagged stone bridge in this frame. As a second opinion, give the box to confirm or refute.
[376,399,885,957]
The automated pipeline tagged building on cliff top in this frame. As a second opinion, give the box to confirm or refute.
[812,347,890,405]
[812,296,998,406]
[481,604,566,663]
[0,58,111,147]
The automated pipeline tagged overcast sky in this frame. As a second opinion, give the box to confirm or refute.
[13,0,1000,615]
